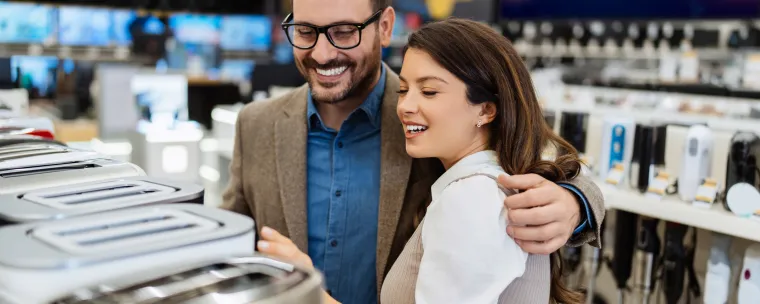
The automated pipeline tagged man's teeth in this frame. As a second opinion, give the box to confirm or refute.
[316,66,348,76]
[406,125,428,133]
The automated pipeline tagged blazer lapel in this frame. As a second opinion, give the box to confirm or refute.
[274,85,310,251]
[376,68,412,284]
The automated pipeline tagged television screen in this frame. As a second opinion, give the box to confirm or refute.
[112,10,137,45]
[169,13,221,44]
[10,56,59,98]
[220,15,272,51]
[0,3,55,44]
[58,7,112,46]
[220,60,255,81]
[131,73,189,130]
[499,0,760,19]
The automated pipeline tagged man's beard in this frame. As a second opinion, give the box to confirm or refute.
[297,38,382,105]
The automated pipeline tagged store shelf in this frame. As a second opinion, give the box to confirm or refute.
[598,181,760,243]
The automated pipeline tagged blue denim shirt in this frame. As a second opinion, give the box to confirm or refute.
[306,67,386,304]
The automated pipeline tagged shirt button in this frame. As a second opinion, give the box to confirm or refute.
[334,190,342,197]
[330,240,338,247]
[337,142,344,148]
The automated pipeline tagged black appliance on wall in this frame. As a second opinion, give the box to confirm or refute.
[559,112,587,153]
[610,210,639,303]
[630,124,668,193]
[724,131,760,211]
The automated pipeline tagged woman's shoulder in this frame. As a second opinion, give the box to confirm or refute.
[440,166,510,199]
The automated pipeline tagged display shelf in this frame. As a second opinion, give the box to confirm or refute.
[598,181,760,243]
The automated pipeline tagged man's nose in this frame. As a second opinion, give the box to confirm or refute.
[310,34,338,64]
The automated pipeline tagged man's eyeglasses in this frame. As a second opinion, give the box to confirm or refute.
[281,9,384,50]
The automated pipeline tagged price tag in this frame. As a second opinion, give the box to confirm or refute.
[693,178,719,208]
[646,171,671,201]
[678,51,699,83]
[605,164,626,186]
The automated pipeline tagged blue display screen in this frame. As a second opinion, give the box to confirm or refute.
[10,56,59,97]
[500,0,760,19]
[112,10,137,45]
[169,14,221,44]
[220,60,255,80]
[58,7,112,46]
[0,3,55,43]
[220,15,272,51]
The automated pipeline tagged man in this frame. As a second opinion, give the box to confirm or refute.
[221,0,605,303]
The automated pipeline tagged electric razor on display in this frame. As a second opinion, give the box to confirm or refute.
[678,125,714,202]
[634,218,660,304]
[724,132,760,216]
[662,222,688,304]
[598,117,635,180]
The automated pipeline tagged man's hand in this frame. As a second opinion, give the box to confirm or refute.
[257,226,315,271]
[498,174,581,255]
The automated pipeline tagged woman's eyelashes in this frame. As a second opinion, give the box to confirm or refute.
[396,87,439,97]
[421,90,438,97]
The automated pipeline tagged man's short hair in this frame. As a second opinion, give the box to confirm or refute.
[290,0,391,12]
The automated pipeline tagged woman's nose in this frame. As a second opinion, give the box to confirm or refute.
[397,95,418,114]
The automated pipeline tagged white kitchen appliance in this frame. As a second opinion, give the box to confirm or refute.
[703,233,733,304]
[0,145,145,195]
[0,176,204,226]
[598,116,636,181]
[50,256,324,304]
[678,124,713,202]
[0,116,55,135]
[0,143,100,170]
[0,204,255,304]
[738,243,760,304]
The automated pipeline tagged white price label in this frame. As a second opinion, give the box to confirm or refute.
[646,171,672,201]
[693,178,719,208]
[605,164,626,186]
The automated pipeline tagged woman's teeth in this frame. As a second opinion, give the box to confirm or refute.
[406,125,428,133]
[316,66,348,76]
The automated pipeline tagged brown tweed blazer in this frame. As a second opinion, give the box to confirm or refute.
[220,66,605,295]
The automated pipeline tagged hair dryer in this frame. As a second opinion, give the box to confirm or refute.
[634,218,661,304]
[611,210,639,303]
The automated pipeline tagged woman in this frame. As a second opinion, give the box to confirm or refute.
[257,18,583,303]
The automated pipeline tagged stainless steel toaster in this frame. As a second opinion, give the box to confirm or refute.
[0,176,204,226]
[0,204,256,304]
[49,256,324,304]
[0,145,145,195]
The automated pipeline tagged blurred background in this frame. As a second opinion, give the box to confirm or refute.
[3,1,760,303]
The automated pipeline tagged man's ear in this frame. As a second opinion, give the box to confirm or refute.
[480,102,497,124]
[379,7,396,48]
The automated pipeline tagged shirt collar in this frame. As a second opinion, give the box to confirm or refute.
[307,65,387,130]
[430,150,502,201]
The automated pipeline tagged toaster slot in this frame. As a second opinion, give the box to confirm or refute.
[31,209,220,254]
[0,149,67,162]
[21,180,177,209]
[0,163,100,178]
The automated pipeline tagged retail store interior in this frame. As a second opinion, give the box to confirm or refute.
[2,0,760,303]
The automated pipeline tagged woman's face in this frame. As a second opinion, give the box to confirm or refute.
[397,48,491,167]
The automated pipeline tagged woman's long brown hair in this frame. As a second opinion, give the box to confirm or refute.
[405,18,584,304]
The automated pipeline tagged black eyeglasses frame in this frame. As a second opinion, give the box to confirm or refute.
[281,9,385,50]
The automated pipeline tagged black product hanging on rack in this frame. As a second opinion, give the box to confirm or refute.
[610,210,639,304]
[634,217,661,304]
[662,222,702,304]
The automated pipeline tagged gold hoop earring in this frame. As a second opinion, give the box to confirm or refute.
[477,120,483,128]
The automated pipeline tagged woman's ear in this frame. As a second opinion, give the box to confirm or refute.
[480,102,497,124]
